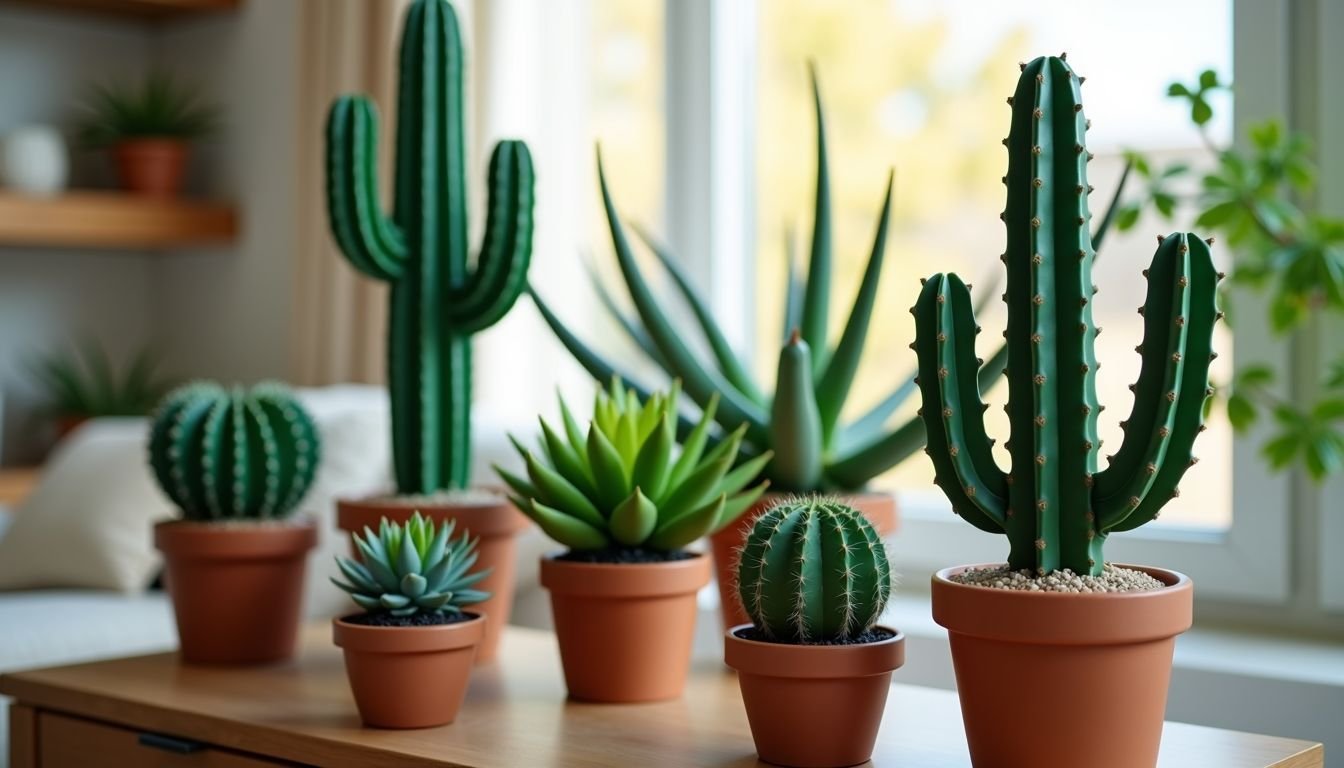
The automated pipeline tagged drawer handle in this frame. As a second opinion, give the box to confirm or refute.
[138,732,205,754]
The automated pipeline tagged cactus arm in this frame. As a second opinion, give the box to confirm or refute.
[585,258,669,368]
[450,141,535,332]
[814,171,894,447]
[782,224,803,344]
[799,65,833,375]
[597,153,770,443]
[629,223,766,405]
[326,97,407,281]
[1099,234,1218,531]
[913,275,1009,534]
[770,333,824,491]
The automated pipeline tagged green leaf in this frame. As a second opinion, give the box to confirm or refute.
[1262,432,1301,468]
[1197,201,1241,228]
[712,481,770,533]
[587,424,630,511]
[1198,69,1220,90]
[401,572,427,599]
[609,488,658,546]
[648,494,724,552]
[799,64,833,375]
[515,497,610,551]
[1237,365,1276,389]
[632,414,674,502]
[1191,99,1213,126]
[1312,399,1344,421]
[1116,206,1141,231]
[524,450,605,530]
[1167,82,1191,97]
[1226,392,1257,432]
[668,394,719,491]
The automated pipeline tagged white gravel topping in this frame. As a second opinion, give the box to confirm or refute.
[949,563,1166,593]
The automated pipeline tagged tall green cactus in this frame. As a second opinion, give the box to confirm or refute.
[326,0,535,494]
[148,382,320,521]
[913,55,1220,577]
[736,497,891,642]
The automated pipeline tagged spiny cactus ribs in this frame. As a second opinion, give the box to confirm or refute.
[326,0,535,494]
[736,498,892,643]
[148,382,319,521]
[912,54,1220,577]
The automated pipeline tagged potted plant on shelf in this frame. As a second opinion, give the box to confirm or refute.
[532,66,1134,630]
[148,381,320,664]
[79,74,215,198]
[911,54,1217,768]
[726,497,904,768]
[498,379,770,702]
[31,341,174,441]
[332,512,489,729]
[324,0,535,664]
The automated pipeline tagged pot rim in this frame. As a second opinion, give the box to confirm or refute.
[540,551,711,598]
[332,611,486,654]
[154,516,317,561]
[336,491,528,538]
[932,563,1193,645]
[724,623,905,679]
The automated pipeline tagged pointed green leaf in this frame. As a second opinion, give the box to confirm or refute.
[522,498,610,550]
[632,413,674,501]
[587,424,630,512]
[648,494,724,551]
[610,488,658,546]
[712,480,771,533]
[401,572,428,598]
[799,64,832,375]
[524,450,605,529]
[668,394,719,492]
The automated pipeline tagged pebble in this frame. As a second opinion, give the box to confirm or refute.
[949,563,1165,593]
[364,489,506,506]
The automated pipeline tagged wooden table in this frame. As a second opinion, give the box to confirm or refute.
[0,625,1324,767]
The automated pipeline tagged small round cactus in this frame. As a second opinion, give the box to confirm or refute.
[736,497,891,643]
[148,382,320,521]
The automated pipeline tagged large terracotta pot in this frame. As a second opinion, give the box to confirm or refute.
[333,612,484,729]
[113,139,187,198]
[710,491,897,629]
[541,553,710,702]
[154,518,317,664]
[337,495,529,664]
[933,564,1193,768]
[725,624,905,768]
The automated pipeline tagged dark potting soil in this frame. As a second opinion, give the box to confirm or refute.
[734,626,898,647]
[342,611,477,628]
[555,547,697,564]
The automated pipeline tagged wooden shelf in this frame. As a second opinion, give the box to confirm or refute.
[3,0,239,21]
[0,192,237,249]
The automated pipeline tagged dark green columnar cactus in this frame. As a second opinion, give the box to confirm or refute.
[736,498,892,642]
[326,0,535,494]
[913,55,1220,577]
[148,382,320,521]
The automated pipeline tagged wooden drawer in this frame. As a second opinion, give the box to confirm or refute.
[37,712,286,767]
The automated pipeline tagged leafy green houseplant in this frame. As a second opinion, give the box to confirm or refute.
[726,498,903,768]
[79,74,215,198]
[148,382,321,664]
[500,380,759,703]
[331,512,491,729]
[325,0,535,664]
[1116,70,1344,482]
[30,341,174,440]
[920,55,1207,768]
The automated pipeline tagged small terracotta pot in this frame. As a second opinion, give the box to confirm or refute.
[933,564,1193,768]
[541,553,710,702]
[725,624,905,768]
[154,518,317,664]
[337,495,529,664]
[711,491,898,629]
[113,139,188,198]
[333,612,484,729]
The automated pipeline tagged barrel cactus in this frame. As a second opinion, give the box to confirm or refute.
[333,512,489,617]
[326,0,535,494]
[736,497,892,643]
[148,382,320,521]
[912,54,1220,577]
[496,379,772,553]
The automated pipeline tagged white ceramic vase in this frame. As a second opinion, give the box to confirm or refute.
[0,125,69,197]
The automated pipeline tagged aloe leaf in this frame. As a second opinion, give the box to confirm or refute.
[395,529,421,579]
[335,556,381,593]
[660,427,742,524]
[524,450,606,529]
[587,425,630,511]
[667,394,719,493]
[629,223,765,404]
[350,593,382,611]
[380,593,411,609]
[610,488,658,546]
[711,480,771,533]
[595,151,769,442]
[799,63,832,375]
[648,493,724,551]
[401,572,428,599]
[781,223,803,344]
[632,414,674,501]
[540,418,597,495]
[716,450,773,496]
[585,256,669,368]
[825,415,926,490]
[815,171,893,446]
[415,592,452,611]
[518,497,609,550]
[495,463,538,500]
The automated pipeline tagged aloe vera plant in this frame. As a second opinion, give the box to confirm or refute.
[736,497,891,642]
[333,512,488,617]
[326,0,534,495]
[496,379,771,552]
[533,67,1132,493]
[913,55,1220,576]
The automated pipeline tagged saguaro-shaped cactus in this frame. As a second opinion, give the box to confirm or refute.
[736,498,891,642]
[148,382,320,521]
[326,0,535,494]
[913,55,1220,576]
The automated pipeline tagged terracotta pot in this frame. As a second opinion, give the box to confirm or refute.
[337,495,529,664]
[711,491,898,629]
[333,612,484,729]
[725,624,906,768]
[54,414,88,441]
[154,518,317,664]
[933,564,1193,768]
[541,553,709,702]
[113,139,188,198]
